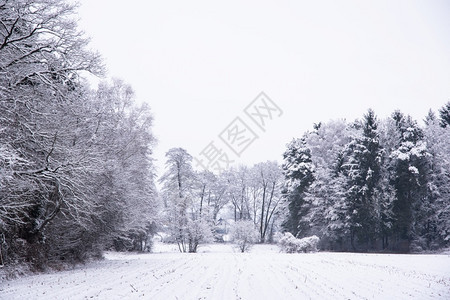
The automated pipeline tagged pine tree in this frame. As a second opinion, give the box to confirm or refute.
[304,165,350,250]
[424,109,437,126]
[281,137,315,237]
[423,114,450,248]
[302,119,353,248]
[342,109,383,250]
[438,101,450,128]
[390,111,430,252]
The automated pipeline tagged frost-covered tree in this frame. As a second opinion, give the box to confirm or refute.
[160,148,194,252]
[90,81,158,252]
[438,101,450,128]
[342,110,383,250]
[281,137,315,237]
[303,166,350,250]
[390,111,430,252]
[0,0,103,267]
[0,0,102,247]
[159,148,213,252]
[280,107,448,253]
[194,170,229,223]
[194,170,216,220]
[251,161,283,243]
[223,166,251,222]
[423,113,450,248]
[299,120,351,249]
[0,1,157,267]
[231,220,259,252]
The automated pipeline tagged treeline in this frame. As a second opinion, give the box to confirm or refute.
[0,1,157,270]
[282,105,450,252]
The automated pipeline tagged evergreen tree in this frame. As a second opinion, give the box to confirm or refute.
[423,114,450,248]
[342,109,383,250]
[302,120,353,248]
[304,165,349,250]
[281,137,315,237]
[390,111,430,252]
[438,101,450,128]
[424,109,437,126]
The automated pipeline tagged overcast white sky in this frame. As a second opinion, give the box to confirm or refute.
[77,0,450,176]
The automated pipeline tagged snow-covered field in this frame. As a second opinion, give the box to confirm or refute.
[1,243,449,299]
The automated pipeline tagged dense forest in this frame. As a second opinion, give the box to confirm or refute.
[282,106,450,252]
[0,0,157,270]
[1,0,449,274]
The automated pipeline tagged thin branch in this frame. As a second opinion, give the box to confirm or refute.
[0,16,20,50]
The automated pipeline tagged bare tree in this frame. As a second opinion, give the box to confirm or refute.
[159,148,212,252]
[224,166,251,222]
[159,148,193,252]
[252,162,283,243]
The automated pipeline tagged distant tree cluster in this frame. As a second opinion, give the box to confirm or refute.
[282,105,450,252]
[0,0,157,270]
[159,148,284,252]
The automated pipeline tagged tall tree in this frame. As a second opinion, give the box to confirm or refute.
[390,111,430,252]
[423,112,450,248]
[159,148,212,252]
[224,166,251,222]
[281,137,315,237]
[0,1,157,267]
[303,165,349,250]
[0,0,105,267]
[159,148,194,252]
[342,109,383,250]
[91,81,157,252]
[252,161,283,243]
[438,101,450,128]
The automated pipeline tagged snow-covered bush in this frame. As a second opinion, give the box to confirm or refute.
[278,233,319,253]
[186,219,214,253]
[231,220,259,253]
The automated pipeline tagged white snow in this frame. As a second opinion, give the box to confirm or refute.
[1,244,449,299]
[409,166,420,174]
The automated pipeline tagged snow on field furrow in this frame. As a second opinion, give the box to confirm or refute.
[187,253,243,300]
[273,257,345,299]
[196,254,241,300]
[1,256,185,300]
[2,246,450,300]
[70,257,188,299]
[324,252,450,282]
[143,254,221,299]
[121,255,203,298]
[312,256,391,299]
[251,255,313,299]
[286,256,355,299]
[0,260,109,299]
[349,254,449,299]
[60,260,156,299]
[305,255,405,299]
[253,254,343,299]
[103,257,195,298]
[206,253,241,300]
[235,254,335,300]
[235,254,287,300]
[264,253,448,300]
[310,254,448,300]
[90,255,201,299]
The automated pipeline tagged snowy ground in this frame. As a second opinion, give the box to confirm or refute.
[1,243,449,300]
